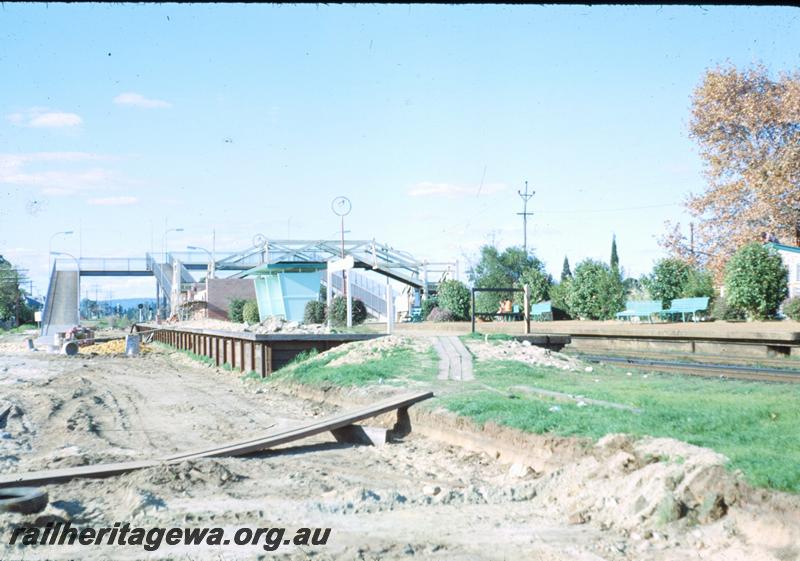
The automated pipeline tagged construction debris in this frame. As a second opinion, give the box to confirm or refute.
[78,339,152,356]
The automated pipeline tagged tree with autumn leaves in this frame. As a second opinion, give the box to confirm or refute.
[661,64,800,282]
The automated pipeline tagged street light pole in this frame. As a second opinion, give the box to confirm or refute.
[48,230,74,274]
[187,245,214,299]
[331,196,352,301]
[163,227,184,264]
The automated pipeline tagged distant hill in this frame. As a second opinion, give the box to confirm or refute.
[98,298,158,309]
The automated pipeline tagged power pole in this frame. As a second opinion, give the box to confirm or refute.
[517,181,535,255]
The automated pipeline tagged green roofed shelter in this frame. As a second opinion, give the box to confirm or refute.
[243,262,328,322]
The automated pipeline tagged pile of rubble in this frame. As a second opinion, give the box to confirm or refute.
[465,338,582,370]
[174,317,332,335]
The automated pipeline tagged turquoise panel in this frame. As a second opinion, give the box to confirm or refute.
[253,271,322,322]
[281,271,324,322]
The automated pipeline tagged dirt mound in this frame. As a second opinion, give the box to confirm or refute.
[532,433,742,531]
[326,336,430,367]
[465,338,583,370]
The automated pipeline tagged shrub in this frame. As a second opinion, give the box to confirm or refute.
[711,296,746,321]
[304,301,327,324]
[328,296,367,326]
[421,297,438,320]
[228,298,246,322]
[242,300,260,324]
[436,280,470,320]
[724,243,788,320]
[427,307,455,322]
[782,297,800,321]
[565,259,625,320]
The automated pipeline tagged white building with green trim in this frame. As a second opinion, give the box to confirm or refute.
[766,242,800,299]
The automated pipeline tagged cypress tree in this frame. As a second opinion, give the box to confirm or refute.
[561,256,572,281]
[610,235,619,274]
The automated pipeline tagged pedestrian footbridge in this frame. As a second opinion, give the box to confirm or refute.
[42,239,456,334]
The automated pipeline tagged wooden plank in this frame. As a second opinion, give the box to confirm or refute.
[0,391,433,488]
[164,391,433,461]
[260,343,266,378]
[0,460,158,489]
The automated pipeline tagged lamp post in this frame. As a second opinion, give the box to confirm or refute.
[187,245,214,299]
[331,197,352,326]
[331,196,352,292]
[48,230,74,273]
[50,251,81,322]
[163,227,184,263]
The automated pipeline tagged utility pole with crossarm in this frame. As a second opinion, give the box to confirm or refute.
[517,181,535,255]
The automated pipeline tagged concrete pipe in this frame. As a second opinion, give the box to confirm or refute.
[61,341,79,356]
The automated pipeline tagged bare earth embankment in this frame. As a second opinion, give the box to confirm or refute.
[0,330,798,560]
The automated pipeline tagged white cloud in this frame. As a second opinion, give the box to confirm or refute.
[87,196,138,206]
[29,112,83,127]
[0,152,117,195]
[408,181,507,198]
[113,92,172,109]
[6,108,83,128]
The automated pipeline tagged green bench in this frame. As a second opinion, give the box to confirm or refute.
[615,300,663,323]
[657,297,710,322]
[530,301,553,321]
[408,306,423,322]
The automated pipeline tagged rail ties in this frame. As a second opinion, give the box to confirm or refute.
[579,354,800,383]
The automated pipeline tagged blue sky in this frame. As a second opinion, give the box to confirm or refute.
[1,4,798,299]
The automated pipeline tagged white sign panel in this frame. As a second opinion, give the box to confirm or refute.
[328,255,354,273]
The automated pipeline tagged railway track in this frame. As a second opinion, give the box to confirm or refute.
[576,353,800,383]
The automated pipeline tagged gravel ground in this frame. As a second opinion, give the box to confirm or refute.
[0,333,798,561]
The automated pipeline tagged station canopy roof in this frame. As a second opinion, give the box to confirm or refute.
[242,261,329,276]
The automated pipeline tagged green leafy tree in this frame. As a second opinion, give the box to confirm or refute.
[683,268,715,298]
[549,279,572,318]
[435,279,471,320]
[647,258,692,307]
[516,266,552,306]
[561,256,572,281]
[724,243,788,320]
[565,259,625,320]
[0,256,27,325]
[610,235,620,276]
[469,245,551,313]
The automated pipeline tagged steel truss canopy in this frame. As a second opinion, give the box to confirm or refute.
[53,239,456,291]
